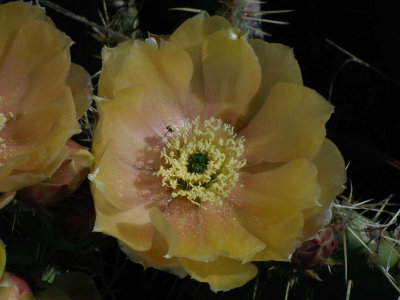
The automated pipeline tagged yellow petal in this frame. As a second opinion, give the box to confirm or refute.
[251,213,304,261]
[1,88,78,192]
[3,88,78,168]
[232,159,321,261]
[67,63,93,119]
[0,239,5,277]
[98,40,134,99]
[0,145,68,193]
[303,139,346,238]
[93,86,153,158]
[236,39,303,129]
[119,233,187,278]
[150,200,220,261]
[199,201,265,262]
[0,2,48,51]
[91,167,157,251]
[180,256,257,292]
[201,30,261,124]
[0,17,71,114]
[169,12,233,101]
[241,82,333,165]
[234,159,320,226]
[99,38,201,126]
[150,199,265,263]
[169,12,232,50]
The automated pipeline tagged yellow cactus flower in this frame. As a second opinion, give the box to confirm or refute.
[0,2,91,205]
[91,12,346,291]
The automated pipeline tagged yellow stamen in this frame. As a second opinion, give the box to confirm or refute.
[155,117,246,205]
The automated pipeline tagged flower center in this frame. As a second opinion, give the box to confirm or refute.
[187,152,208,174]
[155,117,246,205]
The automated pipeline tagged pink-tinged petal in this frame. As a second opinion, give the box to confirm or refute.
[303,139,347,238]
[119,234,187,278]
[0,18,71,114]
[67,63,93,119]
[0,272,34,300]
[0,145,69,193]
[0,2,85,194]
[151,199,265,262]
[241,82,333,165]
[231,159,321,261]
[92,86,155,158]
[198,201,265,262]
[99,38,201,129]
[236,39,303,130]
[92,172,156,252]
[201,30,261,124]
[1,88,79,170]
[91,140,167,213]
[180,256,257,292]
[150,200,221,261]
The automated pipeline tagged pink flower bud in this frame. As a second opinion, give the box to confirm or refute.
[0,272,35,300]
[291,225,339,269]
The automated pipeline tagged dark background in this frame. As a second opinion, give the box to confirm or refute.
[1,0,400,299]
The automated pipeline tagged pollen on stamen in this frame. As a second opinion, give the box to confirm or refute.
[155,117,246,205]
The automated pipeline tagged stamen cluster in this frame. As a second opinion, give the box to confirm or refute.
[156,117,246,205]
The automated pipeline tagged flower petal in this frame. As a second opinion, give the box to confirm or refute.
[199,201,265,262]
[93,86,154,158]
[303,139,347,238]
[236,39,303,130]
[98,40,133,99]
[66,63,92,119]
[99,38,200,132]
[0,2,48,51]
[201,30,261,124]
[180,256,257,292]
[241,82,333,165]
[169,12,233,101]
[232,159,321,261]
[119,235,187,278]
[169,12,232,51]
[251,213,304,261]
[150,200,220,261]
[0,17,71,114]
[1,88,79,192]
[93,188,156,252]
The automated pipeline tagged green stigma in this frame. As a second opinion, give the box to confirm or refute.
[187,152,208,174]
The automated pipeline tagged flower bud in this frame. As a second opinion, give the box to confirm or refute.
[291,225,339,269]
[0,272,34,300]
[19,140,94,206]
